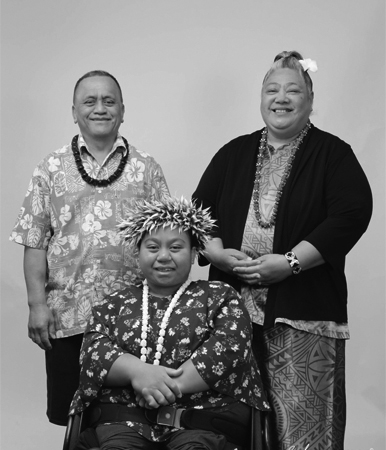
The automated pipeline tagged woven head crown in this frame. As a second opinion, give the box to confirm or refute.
[118,196,215,253]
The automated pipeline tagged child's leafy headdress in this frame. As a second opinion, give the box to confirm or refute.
[118,196,215,253]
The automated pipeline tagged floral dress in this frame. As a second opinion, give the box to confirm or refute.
[69,280,270,442]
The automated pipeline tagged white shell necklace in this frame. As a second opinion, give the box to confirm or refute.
[140,278,191,365]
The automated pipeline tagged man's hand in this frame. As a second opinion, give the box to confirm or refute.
[28,303,55,350]
[24,247,52,350]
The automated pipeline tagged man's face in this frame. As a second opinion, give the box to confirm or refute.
[72,76,124,143]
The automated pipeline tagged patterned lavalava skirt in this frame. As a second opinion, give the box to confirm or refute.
[253,323,346,450]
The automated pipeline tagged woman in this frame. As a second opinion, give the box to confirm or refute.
[69,196,270,450]
[192,51,372,449]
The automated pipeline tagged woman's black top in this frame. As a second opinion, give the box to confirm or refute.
[192,125,373,327]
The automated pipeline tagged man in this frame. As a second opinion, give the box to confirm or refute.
[10,70,170,426]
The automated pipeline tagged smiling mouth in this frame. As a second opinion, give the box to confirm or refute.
[273,109,292,113]
[155,267,174,272]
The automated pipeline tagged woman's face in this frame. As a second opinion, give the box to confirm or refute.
[138,227,196,297]
[260,68,313,141]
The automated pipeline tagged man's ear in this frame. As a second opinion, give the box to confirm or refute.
[72,105,78,124]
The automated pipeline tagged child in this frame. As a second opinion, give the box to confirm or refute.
[69,197,269,450]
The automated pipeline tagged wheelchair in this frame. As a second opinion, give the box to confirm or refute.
[63,405,271,450]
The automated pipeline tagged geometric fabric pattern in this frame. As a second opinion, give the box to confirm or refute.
[262,324,346,450]
[241,144,290,326]
[240,142,349,339]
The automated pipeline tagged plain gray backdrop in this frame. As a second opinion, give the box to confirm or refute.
[1,1,385,448]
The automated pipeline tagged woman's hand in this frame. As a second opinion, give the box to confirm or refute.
[233,241,325,286]
[130,363,183,409]
[105,353,183,409]
[233,254,292,285]
[203,238,250,275]
[211,248,251,274]
[136,359,211,408]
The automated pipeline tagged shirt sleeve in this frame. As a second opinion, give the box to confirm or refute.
[303,147,373,265]
[68,295,126,414]
[190,282,269,409]
[192,152,224,240]
[9,161,53,249]
[147,157,170,201]
[191,150,228,268]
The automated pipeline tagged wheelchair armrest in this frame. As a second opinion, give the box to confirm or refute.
[63,413,83,450]
[249,408,272,450]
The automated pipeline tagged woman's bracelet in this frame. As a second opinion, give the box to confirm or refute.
[284,251,302,275]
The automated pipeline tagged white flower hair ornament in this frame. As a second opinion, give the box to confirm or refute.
[299,58,318,73]
[118,196,216,254]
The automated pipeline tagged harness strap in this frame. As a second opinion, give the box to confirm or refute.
[88,404,185,428]
[86,402,250,446]
[88,404,149,427]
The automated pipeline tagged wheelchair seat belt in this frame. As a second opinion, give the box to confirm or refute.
[86,403,249,446]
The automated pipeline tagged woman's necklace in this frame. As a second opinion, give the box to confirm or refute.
[140,278,191,365]
[71,135,129,188]
[252,121,311,228]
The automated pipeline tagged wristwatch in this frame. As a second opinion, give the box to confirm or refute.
[284,251,302,275]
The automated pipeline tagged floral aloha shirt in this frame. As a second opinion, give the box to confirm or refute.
[69,280,270,442]
[10,134,169,338]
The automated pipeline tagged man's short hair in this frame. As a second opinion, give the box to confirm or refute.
[73,70,123,103]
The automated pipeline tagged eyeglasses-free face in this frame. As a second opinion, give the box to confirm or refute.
[72,76,125,144]
[260,68,313,142]
[138,227,196,297]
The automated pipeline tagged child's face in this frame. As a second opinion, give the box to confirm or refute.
[138,226,196,296]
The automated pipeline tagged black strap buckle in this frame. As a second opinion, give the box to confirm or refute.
[155,406,184,428]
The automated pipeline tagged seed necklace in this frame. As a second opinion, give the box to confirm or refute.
[252,121,311,228]
[71,134,129,188]
[140,278,191,365]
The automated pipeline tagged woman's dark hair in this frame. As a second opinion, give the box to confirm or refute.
[262,51,314,97]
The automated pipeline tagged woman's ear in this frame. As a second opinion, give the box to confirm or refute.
[191,248,197,265]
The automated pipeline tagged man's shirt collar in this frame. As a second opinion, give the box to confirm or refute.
[77,133,128,157]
